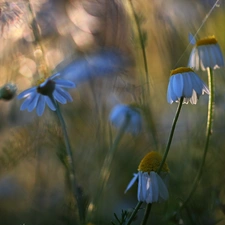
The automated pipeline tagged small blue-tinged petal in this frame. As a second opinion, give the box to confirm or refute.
[36,95,46,116]
[54,79,75,88]
[125,173,138,193]
[17,87,36,99]
[53,89,67,104]
[27,93,40,112]
[55,87,73,102]
[45,96,56,111]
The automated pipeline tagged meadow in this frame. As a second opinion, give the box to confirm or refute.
[0,0,225,224]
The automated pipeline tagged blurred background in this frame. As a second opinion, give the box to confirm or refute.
[0,0,225,224]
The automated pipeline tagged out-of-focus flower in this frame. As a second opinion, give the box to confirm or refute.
[109,104,142,135]
[17,73,75,116]
[0,83,17,101]
[125,151,169,203]
[59,49,128,85]
[0,2,23,35]
[167,67,209,104]
[188,35,224,70]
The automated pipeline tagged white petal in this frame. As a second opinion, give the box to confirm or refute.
[172,74,184,98]
[36,95,46,116]
[125,173,138,193]
[182,73,193,98]
[156,173,169,201]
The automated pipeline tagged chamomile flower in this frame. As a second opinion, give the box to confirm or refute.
[188,35,224,70]
[167,67,209,104]
[17,73,75,116]
[125,151,169,203]
[109,104,142,135]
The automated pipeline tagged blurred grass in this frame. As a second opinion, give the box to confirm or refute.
[0,0,225,224]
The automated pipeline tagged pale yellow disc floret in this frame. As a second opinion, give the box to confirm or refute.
[138,151,169,173]
[170,67,194,76]
[35,77,46,86]
[196,36,217,46]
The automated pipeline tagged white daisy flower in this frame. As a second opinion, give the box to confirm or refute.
[125,151,169,204]
[17,73,75,116]
[109,104,142,135]
[167,67,210,104]
[188,36,224,71]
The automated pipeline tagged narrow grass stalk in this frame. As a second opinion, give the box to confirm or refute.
[141,204,152,225]
[180,68,214,209]
[125,0,158,149]
[157,97,184,173]
[126,201,143,225]
[55,102,85,224]
[27,0,49,74]
[99,115,131,193]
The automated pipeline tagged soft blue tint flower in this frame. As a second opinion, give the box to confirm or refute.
[188,36,224,71]
[109,104,142,135]
[167,67,209,104]
[125,152,169,203]
[18,73,75,116]
[58,49,128,85]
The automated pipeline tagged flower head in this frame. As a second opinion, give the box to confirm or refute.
[0,83,17,101]
[188,35,224,70]
[125,151,169,203]
[109,104,142,135]
[167,67,209,104]
[18,73,75,116]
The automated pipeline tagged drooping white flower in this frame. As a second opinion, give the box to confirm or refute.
[167,67,209,104]
[109,104,142,135]
[18,73,75,116]
[188,35,224,71]
[125,151,169,203]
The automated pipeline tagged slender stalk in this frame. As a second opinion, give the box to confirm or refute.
[55,102,85,224]
[126,0,158,149]
[141,204,152,225]
[180,68,214,209]
[157,97,184,173]
[127,0,150,95]
[126,201,143,225]
[99,115,131,193]
[27,0,49,75]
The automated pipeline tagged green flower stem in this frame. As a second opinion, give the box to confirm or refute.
[157,97,184,173]
[55,102,85,224]
[126,201,143,225]
[125,98,183,225]
[99,115,131,193]
[180,67,214,210]
[127,0,150,94]
[141,204,152,225]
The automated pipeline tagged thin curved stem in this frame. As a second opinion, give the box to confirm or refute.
[99,115,131,194]
[157,97,184,173]
[126,201,143,225]
[55,102,85,224]
[141,204,152,225]
[27,0,49,76]
[180,68,214,209]
[126,0,158,149]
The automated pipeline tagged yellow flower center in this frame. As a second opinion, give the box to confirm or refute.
[196,36,217,46]
[138,151,169,173]
[170,67,194,76]
[35,77,46,86]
